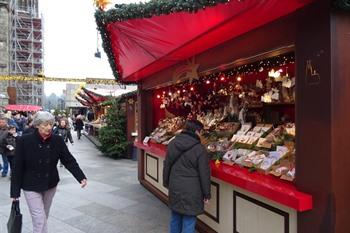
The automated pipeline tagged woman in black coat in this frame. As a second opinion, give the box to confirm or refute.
[74,115,84,140]
[53,118,74,144]
[10,111,87,233]
[2,125,17,175]
[163,120,211,233]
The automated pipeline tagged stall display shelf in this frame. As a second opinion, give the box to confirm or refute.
[134,141,312,212]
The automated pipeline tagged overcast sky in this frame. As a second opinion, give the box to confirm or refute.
[40,0,147,96]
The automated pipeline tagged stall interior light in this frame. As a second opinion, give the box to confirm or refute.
[206,80,210,84]
[156,94,161,99]
[177,90,181,94]
[268,69,281,78]
[237,76,242,82]
[168,92,172,96]
[190,87,194,91]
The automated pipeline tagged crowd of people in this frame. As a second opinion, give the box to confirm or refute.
[0,110,85,177]
[0,110,87,233]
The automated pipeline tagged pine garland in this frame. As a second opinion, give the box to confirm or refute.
[95,0,229,81]
[95,0,349,82]
[333,0,350,10]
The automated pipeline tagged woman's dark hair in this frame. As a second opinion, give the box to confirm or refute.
[184,119,204,133]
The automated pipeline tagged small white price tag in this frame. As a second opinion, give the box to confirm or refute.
[143,136,151,145]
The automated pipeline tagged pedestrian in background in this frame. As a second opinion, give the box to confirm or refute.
[0,116,9,177]
[75,115,84,140]
[53,118,74,145]
[14,112,26,136]
[2,125,18,177]
[11,111,87,233]
[7,112,19,132]
[163,119,211,233]
[53,118,74,167]
[23,117,35,135]
[67,115,74,129]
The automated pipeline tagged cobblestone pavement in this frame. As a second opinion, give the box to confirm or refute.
[0,133,170,233]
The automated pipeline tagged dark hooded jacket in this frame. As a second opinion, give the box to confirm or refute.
[53,126,73,143]
[3,132,17,157]
[163,130,211,216]
[0,127,8,154]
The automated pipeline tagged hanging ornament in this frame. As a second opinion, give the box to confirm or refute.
[220,74,226,81]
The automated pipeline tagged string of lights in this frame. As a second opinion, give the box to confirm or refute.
[0,75,118,85]
[156,52,295,98]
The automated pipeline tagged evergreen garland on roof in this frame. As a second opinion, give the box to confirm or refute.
[95,0,229,81]
[333,0,350,10]
[95,0,349,82]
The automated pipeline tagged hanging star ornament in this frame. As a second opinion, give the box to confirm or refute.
[94,0,111,11]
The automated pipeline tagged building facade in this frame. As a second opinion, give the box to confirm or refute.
[0,0,10,106]
[0,0,44,106]
[65,83,83,108]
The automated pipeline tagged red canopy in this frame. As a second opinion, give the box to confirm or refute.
[5,105,42,112]
[81,87,108,103]
[106,0,314,82]
[75,96,91,107]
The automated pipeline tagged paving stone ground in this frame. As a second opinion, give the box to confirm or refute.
[0,133,171,233]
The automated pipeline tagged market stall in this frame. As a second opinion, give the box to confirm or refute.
[96,1,350,232]
[76,86,138,157]
[75,87,109,137]
[99,90,138,158]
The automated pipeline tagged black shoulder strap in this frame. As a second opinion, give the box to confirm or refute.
[171,142,200,169]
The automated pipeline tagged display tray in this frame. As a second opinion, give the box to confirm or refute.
[134,141,312,212]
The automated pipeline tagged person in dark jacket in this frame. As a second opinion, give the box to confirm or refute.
[11,111,87,233]
[75,115,84,140]
[53,118,74,167]
[163,119,211,233]
[2,125,17,176]
[0,116,9,177]
[22,117,35,135]
[53,118,74,144]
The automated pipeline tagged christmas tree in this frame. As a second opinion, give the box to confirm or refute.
[98,98,129,158]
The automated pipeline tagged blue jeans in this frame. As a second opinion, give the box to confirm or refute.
[1,154,8,176]
[169,210,197,233]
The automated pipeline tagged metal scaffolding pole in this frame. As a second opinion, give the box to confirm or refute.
[9,0,43,105]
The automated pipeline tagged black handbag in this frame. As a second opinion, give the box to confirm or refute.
[7,201,22,233]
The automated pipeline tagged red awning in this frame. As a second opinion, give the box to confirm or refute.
[75,96,91,107]
[4,105,42,112]
[106,0,314,82]
[81,87,108,103]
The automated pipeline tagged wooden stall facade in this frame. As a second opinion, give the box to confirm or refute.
[134,2,350,233]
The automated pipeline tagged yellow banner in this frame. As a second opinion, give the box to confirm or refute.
[0,75,117,85]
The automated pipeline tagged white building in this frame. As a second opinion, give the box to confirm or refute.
[65,83,83,108]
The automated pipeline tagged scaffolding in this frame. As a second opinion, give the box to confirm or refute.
[9,0,43,105]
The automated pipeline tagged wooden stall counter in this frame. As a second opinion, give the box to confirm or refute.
[135,141,312,233]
